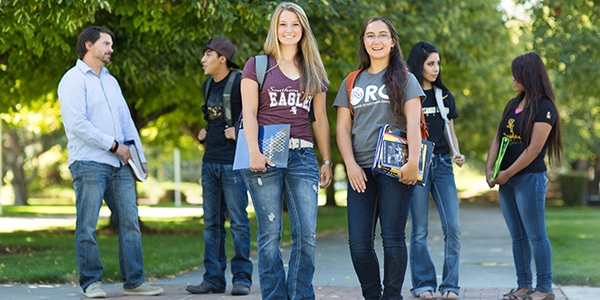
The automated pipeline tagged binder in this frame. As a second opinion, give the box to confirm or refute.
[233,124,291,170]
[124,140,147,182]
[372,124,434,186]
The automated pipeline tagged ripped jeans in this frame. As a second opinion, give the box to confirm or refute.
[241,148,320,300]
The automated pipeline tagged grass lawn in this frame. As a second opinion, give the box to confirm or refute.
[547,207,600,286]
[0,205,347,284]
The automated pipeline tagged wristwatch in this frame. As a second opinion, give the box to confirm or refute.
[322,160,333,166]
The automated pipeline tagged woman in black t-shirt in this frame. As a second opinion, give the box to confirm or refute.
[486,52,562,300]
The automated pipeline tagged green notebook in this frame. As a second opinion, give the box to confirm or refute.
[493,137,510,179]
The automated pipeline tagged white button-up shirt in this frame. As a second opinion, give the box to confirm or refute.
[58,59,146,167]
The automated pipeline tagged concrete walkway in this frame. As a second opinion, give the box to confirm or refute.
[1,204,598,299]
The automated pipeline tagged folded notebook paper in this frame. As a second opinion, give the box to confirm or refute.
[233,124,291,170]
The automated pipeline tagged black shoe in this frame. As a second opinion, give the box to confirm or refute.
[186,282,225,294]
[231,284,250,296]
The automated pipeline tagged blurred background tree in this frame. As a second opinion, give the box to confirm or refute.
[518,0,600,199]
[1,0,597,206]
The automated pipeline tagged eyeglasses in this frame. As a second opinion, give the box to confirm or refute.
[364,33,391,41]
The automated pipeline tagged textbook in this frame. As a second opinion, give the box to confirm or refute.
[124,140,147,182]
[372,124,434,186]
[233,124,291,170]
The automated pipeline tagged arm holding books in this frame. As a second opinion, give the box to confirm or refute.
[398,98,421,186]
[496,122,552,185]
[112,141,133,164]
[240,78,274,172]
[486,122,552,187]
[485,130,502,188]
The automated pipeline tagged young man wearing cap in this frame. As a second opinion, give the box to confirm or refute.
[186,37,252,296]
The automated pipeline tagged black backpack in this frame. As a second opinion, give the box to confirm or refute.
[202,55,269,129]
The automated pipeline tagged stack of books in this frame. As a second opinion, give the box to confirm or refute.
[372,124,434,186]
[124,140,147,182]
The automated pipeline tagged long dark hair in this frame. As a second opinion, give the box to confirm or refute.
[406,41,448,91]
[498,52,563,165]
[357,17,408,125]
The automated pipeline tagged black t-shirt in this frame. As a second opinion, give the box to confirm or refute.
[499,98,557,175]
[421,88,458,155]
[201,71,242,164]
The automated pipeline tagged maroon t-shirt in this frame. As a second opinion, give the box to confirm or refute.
[242,56,327,143]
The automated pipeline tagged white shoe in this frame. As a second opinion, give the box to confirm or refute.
[123,281,163,296]
[84,281,106,298]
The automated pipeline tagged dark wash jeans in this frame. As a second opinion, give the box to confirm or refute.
[201,162,252,289]
[347,169,414,300]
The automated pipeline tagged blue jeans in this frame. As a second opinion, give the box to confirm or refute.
[347,169,414,300]
[201,162,252,289]
[69,160,145,291]
[409,153,461,296]
[499,172,553,293]
[241,148,319,300]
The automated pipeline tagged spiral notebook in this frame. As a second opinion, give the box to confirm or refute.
[233,124,291,170]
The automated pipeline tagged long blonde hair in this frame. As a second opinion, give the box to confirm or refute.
[264,2,329,99]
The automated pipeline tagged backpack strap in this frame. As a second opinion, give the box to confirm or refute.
[434,86,458,154]
[255,54,269,91]
[434,87,449,123]
[202,77,213,118]
[420,106,429,140]
[222,71,239,126]
[345,70,361,117]
[345,68,429,139]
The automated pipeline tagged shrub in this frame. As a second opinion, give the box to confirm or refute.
[557,172,588,206]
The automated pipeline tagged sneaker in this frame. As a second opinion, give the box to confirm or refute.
[231,284,250,296]
[186,281,225,294]
[84,281,107,298]
[123,281,163,296]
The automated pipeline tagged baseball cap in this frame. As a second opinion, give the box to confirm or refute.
[203,37,240,69]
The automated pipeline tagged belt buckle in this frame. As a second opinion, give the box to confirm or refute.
[289,138,300,149]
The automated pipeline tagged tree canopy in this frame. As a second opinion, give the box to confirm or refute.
[5,0,597,204]
[519,0,600,163]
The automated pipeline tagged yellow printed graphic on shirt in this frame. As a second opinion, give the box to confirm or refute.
[503,118,522,143]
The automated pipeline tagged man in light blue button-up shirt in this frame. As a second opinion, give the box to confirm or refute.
[58,26,162,298]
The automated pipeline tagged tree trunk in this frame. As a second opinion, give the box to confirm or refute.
[4,129,31,206]
[324,183,337,207]
[10,170,29,206]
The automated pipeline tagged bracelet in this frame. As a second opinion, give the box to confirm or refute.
[110,140,119,153]
[322,160,333,166]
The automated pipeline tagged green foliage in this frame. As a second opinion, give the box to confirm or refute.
[389,0,519,162]
[1,0,518,161]
[517,0,600,163]
[557,172,589,206]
